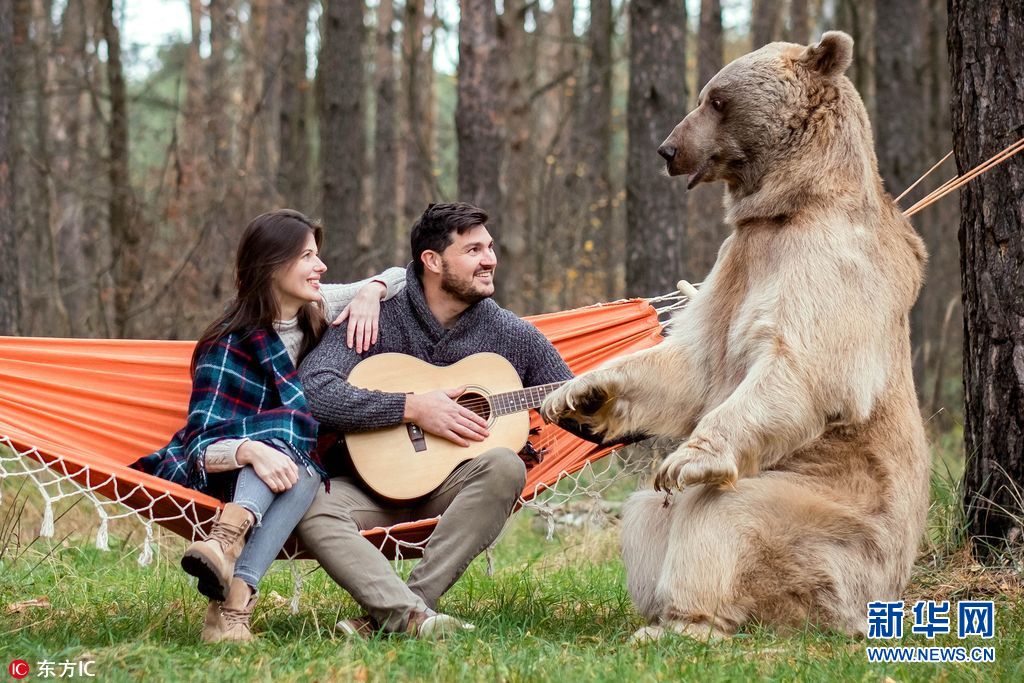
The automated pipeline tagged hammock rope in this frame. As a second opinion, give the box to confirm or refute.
[899,136,1024,217]
[0,294,682,576]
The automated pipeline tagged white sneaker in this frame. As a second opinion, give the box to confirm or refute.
[407,611,475,639]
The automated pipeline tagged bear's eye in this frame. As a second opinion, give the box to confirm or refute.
[710,97,725,112]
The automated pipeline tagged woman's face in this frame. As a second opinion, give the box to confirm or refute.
[272,231,326,315]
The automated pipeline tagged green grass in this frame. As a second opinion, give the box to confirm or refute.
[2,439,1023,682]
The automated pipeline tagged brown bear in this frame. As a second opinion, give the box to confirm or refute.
[541,31,930,640]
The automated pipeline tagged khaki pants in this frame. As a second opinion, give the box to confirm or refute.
[297,447,526,631]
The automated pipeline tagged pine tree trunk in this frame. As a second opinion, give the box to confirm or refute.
[788,0,810,44]
[686,0,725,281]
[244,0,285,196]
[834,0,876,123]
[876,0,926,393]
[456,0,503,215]
[751,0,780,48]
[626,0,688,298]
[533,0,579,311]
[571,0,614,304]
[875,1,922,204]
[418,2,438,201]
[949,0,1024,551]
[918,0,960,422]
[207,0,233,189]
[16,0,69,336]
[182,0,205,183]
[0,0,17,334]
[398,0,436,247]
[278,0,311,208]
[321,0,366,271]
[373,0,399,266]
[497,0,536,313]
[52,0,97,336]
[101,0,136,338]
[587,0,614,302]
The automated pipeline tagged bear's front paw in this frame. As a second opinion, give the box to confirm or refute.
[541,373,618,424]
[654,440,738,492]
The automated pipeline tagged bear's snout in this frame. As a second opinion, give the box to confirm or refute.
[658,145,677,162]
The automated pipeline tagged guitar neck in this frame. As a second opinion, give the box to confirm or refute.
[489,381,568,417]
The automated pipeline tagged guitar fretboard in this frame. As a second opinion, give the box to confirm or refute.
[489,381,567,417]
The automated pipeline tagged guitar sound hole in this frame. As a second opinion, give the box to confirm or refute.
[457,391,491,422]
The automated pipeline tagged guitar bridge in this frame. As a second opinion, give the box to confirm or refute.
[407,423,427,452]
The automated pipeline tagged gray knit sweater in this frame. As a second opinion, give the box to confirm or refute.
[299,264,572,434]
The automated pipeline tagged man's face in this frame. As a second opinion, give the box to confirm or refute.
[438,225,497,305]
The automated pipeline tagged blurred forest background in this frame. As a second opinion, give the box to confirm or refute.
[0,0,960,419]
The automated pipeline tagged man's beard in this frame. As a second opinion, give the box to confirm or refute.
[440,261,493,306]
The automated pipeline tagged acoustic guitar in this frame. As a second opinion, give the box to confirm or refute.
[345,352,566,501]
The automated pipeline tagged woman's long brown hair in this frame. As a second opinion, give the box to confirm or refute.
[191,209,328,374]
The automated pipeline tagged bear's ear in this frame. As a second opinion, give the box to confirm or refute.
[799,31,853,78]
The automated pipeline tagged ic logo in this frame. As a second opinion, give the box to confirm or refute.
[8,660,30,679]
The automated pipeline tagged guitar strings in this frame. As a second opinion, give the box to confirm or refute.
[456,396,554,415]
[454,384,566,414]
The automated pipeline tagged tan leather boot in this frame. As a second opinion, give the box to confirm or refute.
[219,578,257,643]
[200,600,224,643]
[181,503,254,601]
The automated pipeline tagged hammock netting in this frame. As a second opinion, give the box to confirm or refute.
[0,294,686,570]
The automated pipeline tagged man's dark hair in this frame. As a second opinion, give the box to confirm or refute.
[410,202,489,276]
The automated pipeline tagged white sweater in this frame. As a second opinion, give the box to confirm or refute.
[204,267,407,472]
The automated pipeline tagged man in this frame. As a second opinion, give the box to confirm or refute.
[297,202,573,638]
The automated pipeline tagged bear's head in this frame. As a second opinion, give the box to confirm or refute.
[658,31,864,199]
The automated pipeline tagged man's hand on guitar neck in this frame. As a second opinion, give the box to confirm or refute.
[403,387,490,447]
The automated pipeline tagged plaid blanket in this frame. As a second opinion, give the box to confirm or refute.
[133,328,324,498]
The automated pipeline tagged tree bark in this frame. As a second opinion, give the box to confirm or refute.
[876,0,926,392]
[573,0,613,304]
[102,0,135,337]
[686,0,725,281]
[497,0,536,313]
[949,0,1024,551]
[456,0,503,216]
[535,0,576,157]
[321,0,367,271]
[52,0,98,336]
[0,0,17,334]
[917,0,960,422]
[278,0,311,208]
[834,0,876,123]
[788,0,810,44]
[14,0,69,336]
[241,0,284,196]
[751,0,780,48]
[398,0,437,250]
[372,0,399,266]
[182,0,205,185]
[875,0,922,201]
[207,0,233,188]
[626,0,688,298]
[588,0,614,302]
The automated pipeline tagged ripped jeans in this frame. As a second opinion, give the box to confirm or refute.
[231,440,321,590]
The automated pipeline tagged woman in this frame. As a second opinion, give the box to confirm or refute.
[133,209,405,643]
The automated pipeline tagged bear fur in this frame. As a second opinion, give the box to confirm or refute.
[541,31,930,639]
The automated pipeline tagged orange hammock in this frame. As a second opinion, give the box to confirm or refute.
[0,298,667,560]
